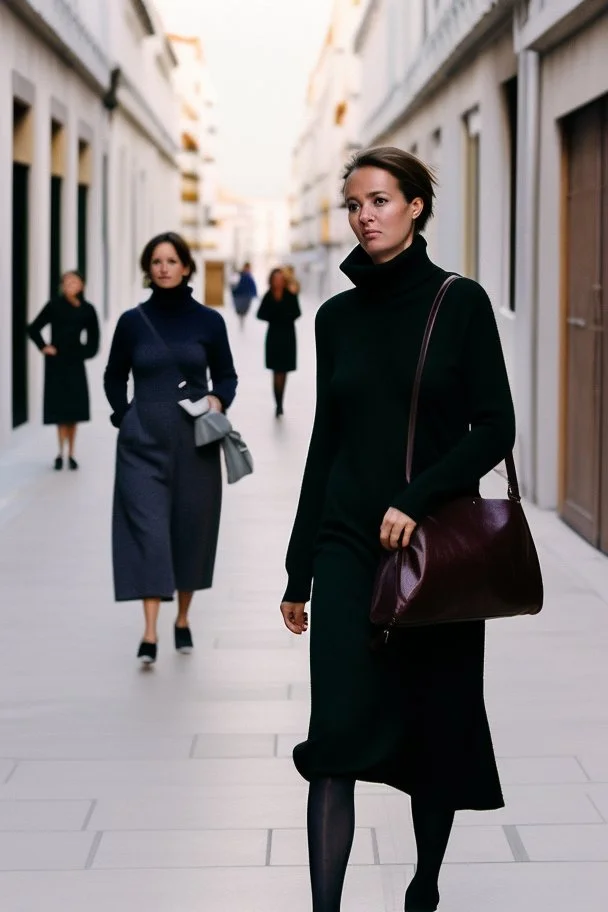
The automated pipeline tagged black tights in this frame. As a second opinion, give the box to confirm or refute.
[273,372,287,413]
[307,777,454,912]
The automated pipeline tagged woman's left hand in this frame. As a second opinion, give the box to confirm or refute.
[206,395,223,413]
[380,508,417,551]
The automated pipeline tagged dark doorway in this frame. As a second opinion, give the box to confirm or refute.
[50,175,62,297]
[102,153,110,319]
[77,183,88,280]
[504,75,518,312]
[12,162,29,429]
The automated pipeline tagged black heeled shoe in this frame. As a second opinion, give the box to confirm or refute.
[137,641,157,665]
[404,876,439,912]
[68,456,78,470]
[54,456,63,471]
[174,624,193,654]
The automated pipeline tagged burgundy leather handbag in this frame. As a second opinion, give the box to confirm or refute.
[370,277,543,643]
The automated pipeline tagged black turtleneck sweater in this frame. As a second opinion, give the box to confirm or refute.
[104,284,238,427]
[283,236,515,603]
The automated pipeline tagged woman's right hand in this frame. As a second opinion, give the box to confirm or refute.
[280,601,309,635]
[42,345,57,356]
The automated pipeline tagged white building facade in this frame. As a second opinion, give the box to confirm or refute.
[164,33,227,307]
[0,0,180,447]
[295,0,608,552]
[290,0,364,301]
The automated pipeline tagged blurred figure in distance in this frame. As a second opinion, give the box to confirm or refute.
[28,270,100,470]
[257,267,301,417]
[231,261,258,326]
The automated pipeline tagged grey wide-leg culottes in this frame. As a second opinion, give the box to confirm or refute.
[112,401,222,601]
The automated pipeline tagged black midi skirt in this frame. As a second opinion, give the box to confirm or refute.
[293,543,504,811]
[43,356,90,424]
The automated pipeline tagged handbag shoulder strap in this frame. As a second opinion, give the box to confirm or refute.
[137,304,190,388]
[405,276,521,503]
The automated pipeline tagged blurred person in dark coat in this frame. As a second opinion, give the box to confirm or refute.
[230,262,258,326]
[28,270,100,470]
[257,267,301,417]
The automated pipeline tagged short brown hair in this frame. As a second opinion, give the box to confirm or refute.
[342,146,437,233]
[140,232,197,278]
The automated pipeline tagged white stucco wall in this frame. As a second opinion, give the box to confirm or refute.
[0,0,179,448]
[385,31,518,376]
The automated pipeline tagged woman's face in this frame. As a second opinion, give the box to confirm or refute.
[271,271,286,294]
[344,166,423,264]
[149,242,190,288]
[62,273,84,299]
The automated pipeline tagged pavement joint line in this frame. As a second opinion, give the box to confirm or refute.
[84,831,103,869]
[81,799,97,831]
[502,825,530,862]
[371,827,381,865]
[265,829,273,866]
[3,761,19,784]
[574,755,592,781]
[189,735,199,758]
[273,734,279,757]
[585,792,607,823]
[287,683,293,700]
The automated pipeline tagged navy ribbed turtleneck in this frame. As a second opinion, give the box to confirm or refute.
[146,282,198,314]
[104,286,238,427]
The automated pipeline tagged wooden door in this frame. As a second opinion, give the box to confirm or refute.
[599,99,608,552]
[562,101,603,544]
[204,261,225,308]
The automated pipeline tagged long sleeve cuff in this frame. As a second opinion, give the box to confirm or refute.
[282,576,312,604]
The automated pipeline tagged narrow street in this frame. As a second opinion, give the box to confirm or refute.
[0,300,607,911]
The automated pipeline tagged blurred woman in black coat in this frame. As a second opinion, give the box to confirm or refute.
[257,268,301,416]
[28,271,100,469]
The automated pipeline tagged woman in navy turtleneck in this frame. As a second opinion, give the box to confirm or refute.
[104,232,238,665]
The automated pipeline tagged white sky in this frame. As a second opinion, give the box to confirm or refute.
[157,0,334,199]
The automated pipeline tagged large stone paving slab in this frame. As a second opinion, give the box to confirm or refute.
[0,302,608,910]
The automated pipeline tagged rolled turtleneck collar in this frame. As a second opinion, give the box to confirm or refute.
[340,233,437,294]
[147,281,196,313]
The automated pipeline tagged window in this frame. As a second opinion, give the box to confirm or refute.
[463,107,481,280]
[50,120,65,297]
[78,140,92,280]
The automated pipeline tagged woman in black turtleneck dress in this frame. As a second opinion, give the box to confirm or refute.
[280,149,516,912]
[104,233,237,665]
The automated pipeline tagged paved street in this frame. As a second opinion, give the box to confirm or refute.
[0,299,607,911]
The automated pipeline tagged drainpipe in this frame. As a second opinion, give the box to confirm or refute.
[514,49,540,502]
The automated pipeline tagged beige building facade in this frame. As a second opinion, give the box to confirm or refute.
[290,0,364,301]
[0,0,180,447]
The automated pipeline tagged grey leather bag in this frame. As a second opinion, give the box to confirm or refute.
[193,411,254,484]
[137,306,253,484]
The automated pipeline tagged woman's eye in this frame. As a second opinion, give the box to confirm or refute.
[375,197,387,206]
[347,203,359,213]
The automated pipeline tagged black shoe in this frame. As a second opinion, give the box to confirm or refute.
[54,456,63,471]
[174,624,193,654]
[275,405,284,417]
[404,876,439,911]
[68,456,78,470]
[137,641,157,665]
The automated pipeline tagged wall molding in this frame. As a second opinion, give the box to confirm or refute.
[361,0,516,143]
